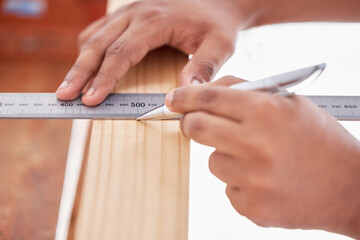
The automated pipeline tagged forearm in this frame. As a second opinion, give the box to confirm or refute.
[240,0,360,28]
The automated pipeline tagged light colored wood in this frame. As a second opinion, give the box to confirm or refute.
[68,0,190,239]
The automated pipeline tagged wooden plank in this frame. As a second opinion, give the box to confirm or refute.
[68,1,190,239]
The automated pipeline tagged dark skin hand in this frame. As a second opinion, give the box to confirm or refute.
[56,0,360,237]
[56,0,360,106]
[166,78,360,239]
[56,0,247,106]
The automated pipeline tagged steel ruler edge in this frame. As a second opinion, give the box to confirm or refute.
[0,93,359,121]
[0,93,165,119]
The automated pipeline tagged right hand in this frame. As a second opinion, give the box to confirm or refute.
[56,0,252,106]
[166,76,360,239]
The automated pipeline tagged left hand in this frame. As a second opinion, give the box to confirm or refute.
[55,0,246,106]
[165,76,360,238]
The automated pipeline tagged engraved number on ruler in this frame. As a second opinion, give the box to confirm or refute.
[0,93,166,119]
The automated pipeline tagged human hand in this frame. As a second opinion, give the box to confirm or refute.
[165,76,360,238]
[56,0,252,106]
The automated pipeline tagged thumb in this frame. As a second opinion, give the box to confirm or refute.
[180,34,236,86]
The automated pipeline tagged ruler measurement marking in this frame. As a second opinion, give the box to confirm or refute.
[2,93,358,120]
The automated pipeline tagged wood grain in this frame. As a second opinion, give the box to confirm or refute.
[68,1,190,239]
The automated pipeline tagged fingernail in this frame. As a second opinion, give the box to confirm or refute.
[57,81,69,90]
[165,89,175,107]
[191,79,202,85]
[85,87,95,97]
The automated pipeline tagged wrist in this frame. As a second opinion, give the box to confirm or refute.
[339,142,360,239]
[347,144,360,238]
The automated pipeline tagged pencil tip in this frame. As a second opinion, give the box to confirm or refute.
[136,115,145,121]
[136,106,165,121]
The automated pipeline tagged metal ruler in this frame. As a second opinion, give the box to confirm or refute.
[0,93,165,119]
[0,93,359,120]
[305,95,360,121]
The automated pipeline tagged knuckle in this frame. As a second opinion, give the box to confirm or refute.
[70,63,94,77]
[170,23,204,51]
[96,71,118,86]
[245,136,277,166]
[139,7,166,21]
[93,71,105,85]
[196,60,217,79]
[253,95,281,117]
[182,112,207,139]
[208,151,222,175]
[243,201,273,228]
[239,194,268,224]
[197,88,218,108]
[225,185,240,199]
[225,184,271,228]
[262,96,281,111]
[245,204,268,225]
[106,41,146,70]
[83,36,106,50]
[246,175,273,195]
[106,41,128,56]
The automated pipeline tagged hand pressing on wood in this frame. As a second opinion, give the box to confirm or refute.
[56,0,251,106]
[165,77,360,239]
[56,0,360,106]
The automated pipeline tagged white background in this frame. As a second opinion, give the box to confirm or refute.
[188,23,360,240]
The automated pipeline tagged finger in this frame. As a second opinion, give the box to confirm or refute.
[181,111,246,153]
[78,16,107,47]
[225,185,249,217]
[225,185,259,220]
[166,85,273,121]
[225,185,269,227]
[56,16,131,101]
[208,76,246,87]
[180,34,235,85]
[77,3,136,48]
[209,151,246,185]
[81,24,170,106]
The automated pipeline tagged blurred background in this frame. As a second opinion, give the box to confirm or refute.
[1,1,360,240]
[0,0,105,239]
